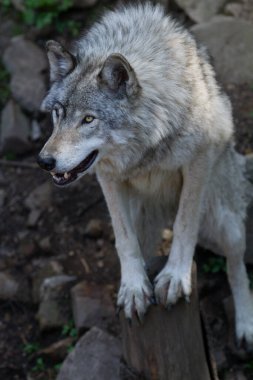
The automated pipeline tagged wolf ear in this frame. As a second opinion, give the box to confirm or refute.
[98,54,140,97]
[46,40,76,82]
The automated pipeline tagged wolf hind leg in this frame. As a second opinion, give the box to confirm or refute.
[216,210,253,348]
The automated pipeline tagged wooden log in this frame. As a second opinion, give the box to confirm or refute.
[120,257,217,380]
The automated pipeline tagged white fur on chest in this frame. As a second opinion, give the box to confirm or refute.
[129,167,183,204]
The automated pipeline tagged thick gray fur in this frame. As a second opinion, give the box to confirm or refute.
[39,3,253,346]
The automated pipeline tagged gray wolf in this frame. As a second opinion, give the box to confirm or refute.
[37,3,253,346]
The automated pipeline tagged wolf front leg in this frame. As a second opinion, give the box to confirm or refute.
[155,153,209,307]
[97,172,153,320]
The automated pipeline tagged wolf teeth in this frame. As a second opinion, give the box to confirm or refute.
[64,172,70,179]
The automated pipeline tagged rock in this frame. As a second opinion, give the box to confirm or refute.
[10,70,47,113]
[84,219,103,238]
[18,240,36,258]
[0,189,6,208]
[3,36,47,75]
[39,337,74,361]
[162,228,173,242]
[191,17,253,84]
[38,236,51,252]
[224,371,247,380]
[73,0,97,8]
[25,182,52,211]
[37,275,77,330]
[0,272,31,302]
[0,99,30,155]
[71,281,114,331]
[11,0,25,11]
[0,19,19,55]
[3,36,47,112]
[224,2,243,18]
[30,119,42,141]
[25,182,52,227]
[32,259,64,303]
[27,209,41,227]
[175,0,227,23]
[0,272,18,300]
[57,327,122,380]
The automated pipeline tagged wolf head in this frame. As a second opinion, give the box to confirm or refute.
[38,40,143,186]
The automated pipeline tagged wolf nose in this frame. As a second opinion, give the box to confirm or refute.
[37,155,56,171]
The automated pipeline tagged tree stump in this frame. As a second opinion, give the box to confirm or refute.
[120,257,217,380]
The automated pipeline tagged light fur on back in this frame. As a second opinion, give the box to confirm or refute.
[39,3,253,347]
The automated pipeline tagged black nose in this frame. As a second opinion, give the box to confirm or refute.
[37,155,56,171]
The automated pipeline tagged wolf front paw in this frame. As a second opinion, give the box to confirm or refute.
[154,264,192,307]
[236,316,253,350]
[117,276,153,322]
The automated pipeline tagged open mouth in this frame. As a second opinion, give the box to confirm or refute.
[51,150,98,186]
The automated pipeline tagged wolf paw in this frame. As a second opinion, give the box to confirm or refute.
[154,264,192,307]
[236,317,253,350]
[117,275,153,322]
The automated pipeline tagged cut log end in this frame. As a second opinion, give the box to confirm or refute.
[120,258,218,380]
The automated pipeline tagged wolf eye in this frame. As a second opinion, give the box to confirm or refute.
[82,115,95,124]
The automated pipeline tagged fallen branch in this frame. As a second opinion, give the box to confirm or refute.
[0,159,38,169]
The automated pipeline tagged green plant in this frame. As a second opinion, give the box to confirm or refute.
[22,0,74,28]
[54,363,62,373]
[61,320,78,338]
[202,257,226,274]
[32,357,46,372]
[23,342,41,355]
[3,152,16,161]
[2,0,11,9]
[245,359,253,373]
[55,19,82,37]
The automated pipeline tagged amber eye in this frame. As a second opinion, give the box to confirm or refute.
[83,115,95,124]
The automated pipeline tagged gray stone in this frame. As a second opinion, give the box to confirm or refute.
[175,0,227,23]
[71,281,114,331]
[224,2,243,18]
[0,99,30,155]
[38,236,51,252]
[0,19,18,55]
[27,209,41,227]
[30,119,41,141]
[57,327,122,380]
[10,70,46,112]
[37,275,77,330]
[32,259,64,303]
[0,272,18,300]
[191,17,253,84]
[3,36,47,75]
[224,371,247,380]
[84,219,103,238]
[25,181,52,211]
[11,0,25,11]
[0,272,31,302]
